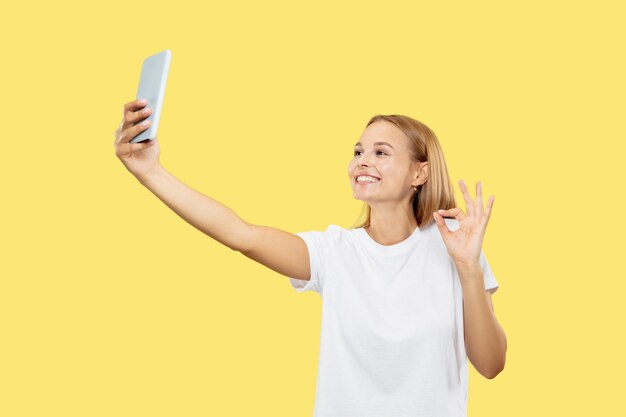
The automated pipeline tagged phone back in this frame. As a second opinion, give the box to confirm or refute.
[131,49,172,143]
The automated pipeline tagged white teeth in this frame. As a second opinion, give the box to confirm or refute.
[357,176,380,183]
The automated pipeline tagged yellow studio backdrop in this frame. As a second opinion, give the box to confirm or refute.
[1,0,624,416]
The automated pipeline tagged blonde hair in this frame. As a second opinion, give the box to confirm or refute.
[349,114,457,229]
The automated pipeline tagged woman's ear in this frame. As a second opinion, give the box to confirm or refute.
[415,161,428,185]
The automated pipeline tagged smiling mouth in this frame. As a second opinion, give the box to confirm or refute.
[355,178,381,185]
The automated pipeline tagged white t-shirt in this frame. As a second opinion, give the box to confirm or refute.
[288,219,499,417]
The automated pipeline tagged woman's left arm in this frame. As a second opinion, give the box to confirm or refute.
[433,179,507,379]
[457,264,507,379]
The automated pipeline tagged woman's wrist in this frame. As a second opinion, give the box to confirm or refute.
[137,163,165,186]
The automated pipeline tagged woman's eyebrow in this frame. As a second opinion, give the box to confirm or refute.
[354,141,394,149]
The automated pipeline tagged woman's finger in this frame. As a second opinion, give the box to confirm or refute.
[120,120,152,144]
[432,212,451,238]
[458,179,475,218]
[123,99,147,114]
[125,105,151,127]
[437,207,465,221]
[122,99,151,129]
[129,139,155,152]
[482,195,495,226]
[476,181,484,217]
[117,138,156,156]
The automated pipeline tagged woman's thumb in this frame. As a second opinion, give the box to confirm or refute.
[130,139,155,152]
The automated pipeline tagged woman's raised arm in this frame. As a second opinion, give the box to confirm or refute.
[114,99,311,280]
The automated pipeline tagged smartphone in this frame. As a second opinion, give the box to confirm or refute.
[130,49,172,143]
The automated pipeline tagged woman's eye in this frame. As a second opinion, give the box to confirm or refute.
[353,150,387,156]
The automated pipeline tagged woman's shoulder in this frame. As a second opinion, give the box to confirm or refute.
[319,224,362,245]
[322,224,353,241]
[297,224,349,245]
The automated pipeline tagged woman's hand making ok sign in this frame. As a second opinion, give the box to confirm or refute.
[432,180,495,269]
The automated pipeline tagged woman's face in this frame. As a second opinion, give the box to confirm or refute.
[347,120,426,205]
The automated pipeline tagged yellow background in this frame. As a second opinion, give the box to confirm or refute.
[1,0,624,415]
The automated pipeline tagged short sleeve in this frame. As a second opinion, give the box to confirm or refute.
[287,225,341,294]
[480,250,499,294]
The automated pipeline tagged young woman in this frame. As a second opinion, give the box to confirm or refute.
[114,100,507,417]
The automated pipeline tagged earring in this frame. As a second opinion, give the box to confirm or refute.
[412,186,417,191]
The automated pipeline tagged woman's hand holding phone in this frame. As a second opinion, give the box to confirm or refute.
[114,99,160,182]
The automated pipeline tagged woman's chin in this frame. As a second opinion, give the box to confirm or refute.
[352,193,370,203]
